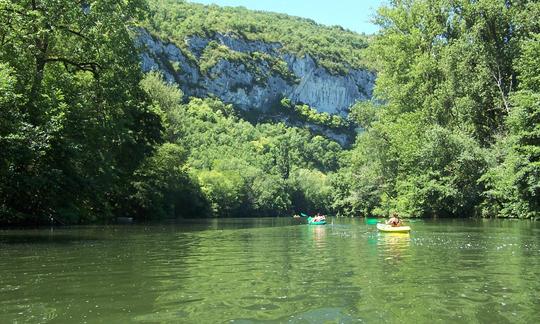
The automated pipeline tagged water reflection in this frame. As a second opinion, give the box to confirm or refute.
[378,232,411,249]
[308,224,327,249]
[1,219,540,323]
[378,232,411,266]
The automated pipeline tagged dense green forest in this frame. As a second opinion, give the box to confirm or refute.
[340,0,540,219]
[0,0,538,225]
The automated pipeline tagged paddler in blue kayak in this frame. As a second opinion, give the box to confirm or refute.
[386,213,402,227]
[313,213,326,223]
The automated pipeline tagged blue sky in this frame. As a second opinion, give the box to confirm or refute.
[188,0,384,34]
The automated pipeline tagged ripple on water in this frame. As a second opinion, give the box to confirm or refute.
[2,219,540,323]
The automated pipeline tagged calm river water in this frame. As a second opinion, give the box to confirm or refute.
[1,218,540,323]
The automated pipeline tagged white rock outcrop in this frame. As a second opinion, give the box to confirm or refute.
[135,28,375,144]
[137,29,374,114]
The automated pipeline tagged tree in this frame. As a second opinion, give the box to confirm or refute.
[481,34,540,218]
[335,0,538,218]
[0,0,161,224]
[369,0,517,143]
[130,143,206,220]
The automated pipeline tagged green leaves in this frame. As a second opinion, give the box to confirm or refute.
[337,0,539,218]
[0,0,162,224]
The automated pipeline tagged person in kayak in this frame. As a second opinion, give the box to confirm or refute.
[313,213,326,222]
[386,213,402,227]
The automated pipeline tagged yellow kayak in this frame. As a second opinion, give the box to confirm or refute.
[377,223,411,233]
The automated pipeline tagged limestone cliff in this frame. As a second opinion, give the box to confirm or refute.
[136,28,374,143]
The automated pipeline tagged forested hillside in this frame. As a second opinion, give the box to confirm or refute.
[135,0,374,141]
[0,0,350,224]
[144,0,370,74]
[0,0,538,225]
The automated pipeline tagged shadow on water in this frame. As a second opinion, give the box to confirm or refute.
[0,217,298,245]
[159,217,303,232]
[0,234,98,245]
[0,229,104,245]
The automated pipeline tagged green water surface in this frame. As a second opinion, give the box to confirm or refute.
[1,218,540,323]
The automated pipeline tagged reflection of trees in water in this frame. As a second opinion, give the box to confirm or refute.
[6,219,538,322]
[6,220,540,322]
[361,220,540,323]
[0,226,174,323]
[136,226,307,322]
[136,219,540,323]
[450,219,539,323]
[137,223,365,322]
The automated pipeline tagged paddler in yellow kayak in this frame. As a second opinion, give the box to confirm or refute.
[386,213,403,227]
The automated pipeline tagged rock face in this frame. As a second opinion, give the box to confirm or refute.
[136,29,375,117]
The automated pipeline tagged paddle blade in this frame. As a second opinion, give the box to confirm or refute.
[366,218,379,225]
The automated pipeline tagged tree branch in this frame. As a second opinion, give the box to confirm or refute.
[492,66,511,113]
[55,25,89,40]
[45,57,101,76]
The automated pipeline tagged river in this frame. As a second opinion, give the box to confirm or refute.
[1,218,540,323]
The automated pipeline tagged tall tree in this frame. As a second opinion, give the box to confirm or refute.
[0,0,161,224]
